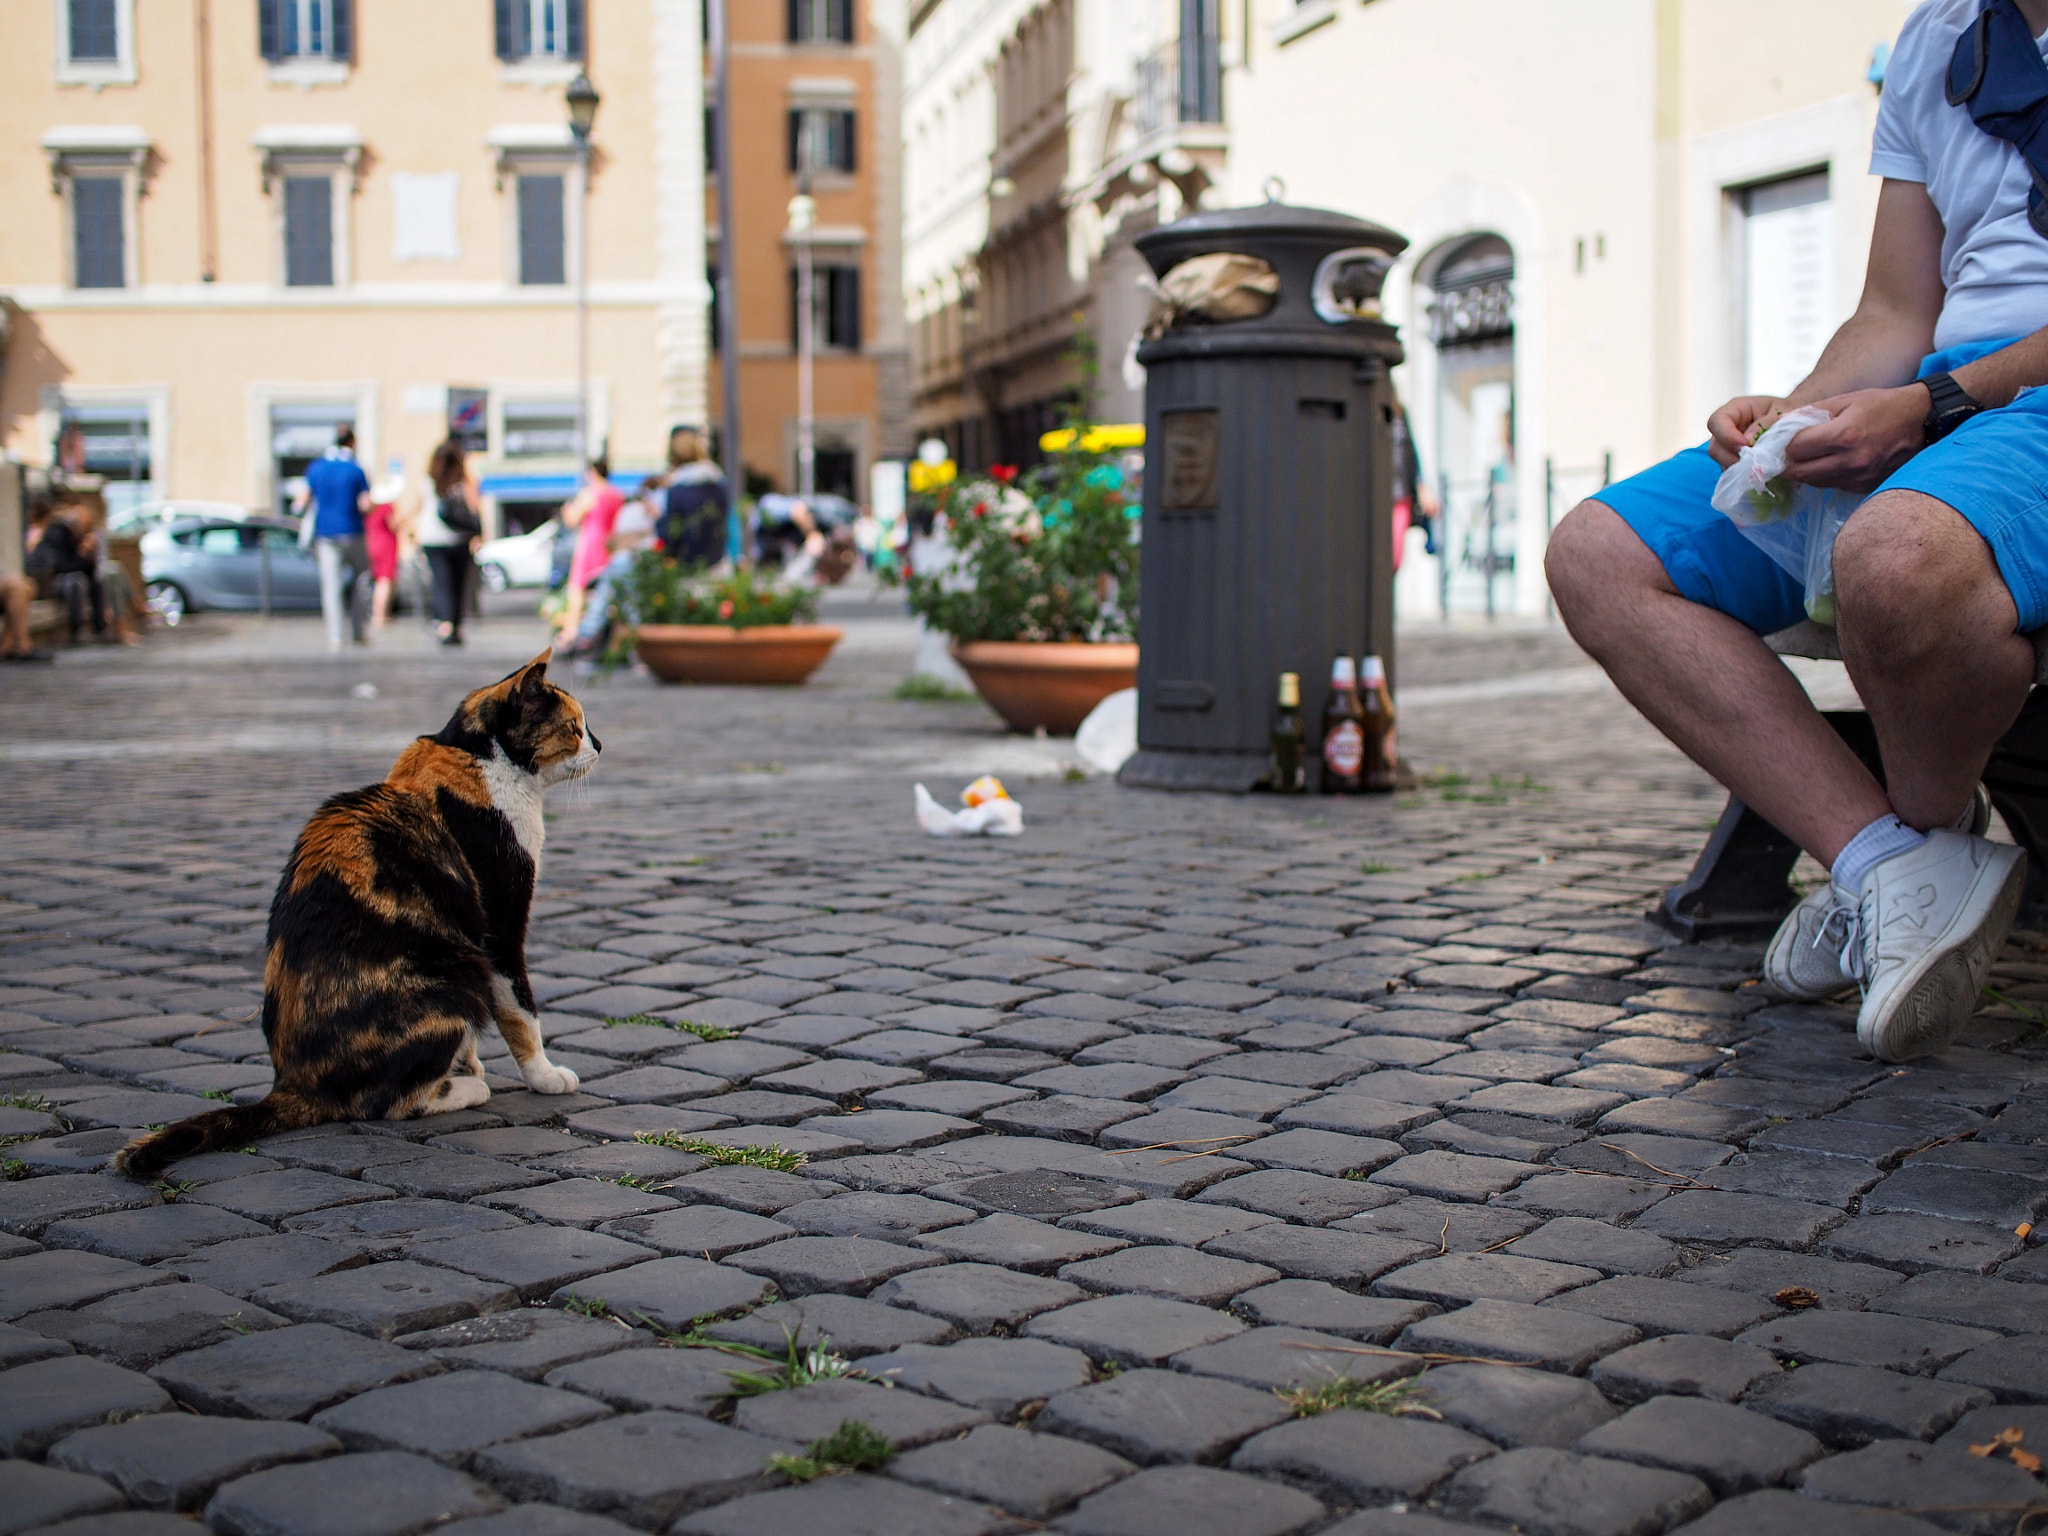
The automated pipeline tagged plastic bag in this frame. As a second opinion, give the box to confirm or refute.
[1075,688,1137,775]
[1708,406,1863,626]
[1141,253,1280,338]
[914,777,1024,837]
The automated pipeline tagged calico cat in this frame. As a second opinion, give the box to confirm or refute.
[115,650,597,1179]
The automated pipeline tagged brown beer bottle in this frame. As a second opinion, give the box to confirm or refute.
[1320,655,1365,793]
[1270,672,1305,793]
[1359,653,1398,793]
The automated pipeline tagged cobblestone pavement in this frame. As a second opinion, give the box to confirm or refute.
[1,593,2044,1536]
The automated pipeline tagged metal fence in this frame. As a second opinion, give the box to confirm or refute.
[1131,35,1223,139]
[1426,453,1611,619]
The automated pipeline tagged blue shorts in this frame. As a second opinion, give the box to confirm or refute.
[1600,338,2048,633]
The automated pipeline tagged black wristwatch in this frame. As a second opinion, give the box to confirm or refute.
[1922,371,1984,443]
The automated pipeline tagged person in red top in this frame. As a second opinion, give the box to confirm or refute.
[364,466,409,630]
[557,458,623,645]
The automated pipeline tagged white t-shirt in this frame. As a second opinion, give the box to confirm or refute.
[1871,0,2048,350]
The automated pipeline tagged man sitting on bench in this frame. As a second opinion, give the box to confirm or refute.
[1548,0,2048,1062]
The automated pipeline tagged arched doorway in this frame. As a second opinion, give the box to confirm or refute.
[1419,233,1515,617]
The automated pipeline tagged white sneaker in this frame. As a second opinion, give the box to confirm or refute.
[1765,786,1995,1005]
[1849,829,2026,1063]
[1764,884,1857,1000]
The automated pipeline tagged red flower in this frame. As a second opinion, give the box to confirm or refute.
[972,502,988,518]
[718,599,735,619]
[990,464,1018,484]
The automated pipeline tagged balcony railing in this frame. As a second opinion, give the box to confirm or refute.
[1131,35,1223,139]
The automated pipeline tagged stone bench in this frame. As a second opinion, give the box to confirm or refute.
[1655,621,2048,939]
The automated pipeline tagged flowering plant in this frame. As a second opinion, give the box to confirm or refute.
[615,554,818,630]
[893,438,1139,643]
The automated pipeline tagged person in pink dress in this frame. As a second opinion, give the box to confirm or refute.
[557,458,623,644]
[364,466,408,630]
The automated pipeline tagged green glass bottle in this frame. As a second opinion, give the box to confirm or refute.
[1270,672,1305,793]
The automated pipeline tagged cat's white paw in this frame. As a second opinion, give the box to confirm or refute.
[434,1075,494,1112]
[523,1057,579,1095]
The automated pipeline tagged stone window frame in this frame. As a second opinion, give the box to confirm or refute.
[53,0,137,88]
[43,126,151,290]
[488,125,584,293]
[255,125,363,291]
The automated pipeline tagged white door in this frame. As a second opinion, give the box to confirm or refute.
[1743,171,1834,399]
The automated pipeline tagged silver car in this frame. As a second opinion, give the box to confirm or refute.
[141,517,337,624]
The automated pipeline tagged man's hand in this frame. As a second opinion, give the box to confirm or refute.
[1707,395,1788,467]
[1781,384,1928,492]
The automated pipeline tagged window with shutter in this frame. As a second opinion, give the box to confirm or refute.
[791,262,862,351]
[72,178,125,289]
[270,0,341,58]
[518,174,566,285]
[497,0,581,60]
[789,0,851,42]
[827,265,861,349]
[284,176,335,286]
[494,0,524,59]
[790,109,856,175]
[68,0,120,60]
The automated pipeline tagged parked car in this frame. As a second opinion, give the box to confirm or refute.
[476,518,562,592]
[140,516,340,624]
[110,499,254,537]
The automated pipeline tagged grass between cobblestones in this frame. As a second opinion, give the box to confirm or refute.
[604,1012,736,1040]
[632,1130,807,1170]
[767,1419,894,1481]
[1275,1372,1430,1418]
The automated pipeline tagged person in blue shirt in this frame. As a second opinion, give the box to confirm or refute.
[295,426,372,650]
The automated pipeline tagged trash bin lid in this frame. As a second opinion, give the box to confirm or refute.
[1135,203,1405,281]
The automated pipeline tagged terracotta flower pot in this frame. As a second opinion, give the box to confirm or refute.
[952,640,1139,735]
[634,624,843,685]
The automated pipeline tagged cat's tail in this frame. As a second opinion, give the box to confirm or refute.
[111,1091,334,1181]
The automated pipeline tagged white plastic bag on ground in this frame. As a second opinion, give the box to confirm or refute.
[915,780,1024,837]
[1075,688,1137,775]
[1709,406,1863,625]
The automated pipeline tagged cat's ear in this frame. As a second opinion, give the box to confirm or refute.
[515,648,553,694]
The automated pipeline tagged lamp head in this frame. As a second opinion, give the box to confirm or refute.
[566,73,601,139]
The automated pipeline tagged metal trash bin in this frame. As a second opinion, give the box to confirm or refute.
[1118,202,1407,792]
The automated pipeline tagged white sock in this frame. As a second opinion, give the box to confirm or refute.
[1832,814,1927,896]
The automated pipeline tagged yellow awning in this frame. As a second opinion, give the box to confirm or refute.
[1038,424,1145,453]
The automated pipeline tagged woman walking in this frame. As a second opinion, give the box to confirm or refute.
[365,463,411,630]
[556,458,624,645]
[421,436,483,647]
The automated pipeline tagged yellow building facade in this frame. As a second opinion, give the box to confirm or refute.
[1,0,709,532]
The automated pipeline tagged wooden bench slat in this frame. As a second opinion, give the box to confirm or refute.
[1765,620,2048,686]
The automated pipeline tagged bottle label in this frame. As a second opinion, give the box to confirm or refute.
[1324,720,1364,776]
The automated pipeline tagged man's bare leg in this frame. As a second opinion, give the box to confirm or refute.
[1547,502,1890,866]
[1832,490,2033,829]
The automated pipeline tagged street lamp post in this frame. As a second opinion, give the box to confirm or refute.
[566,72,601,469]
[710,0,741,495]
[786,179,816,500]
